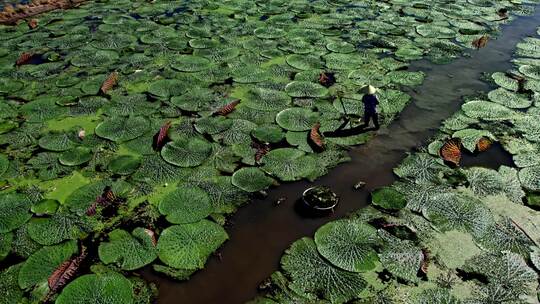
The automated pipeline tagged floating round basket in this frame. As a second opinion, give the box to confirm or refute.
[302,185,339,211]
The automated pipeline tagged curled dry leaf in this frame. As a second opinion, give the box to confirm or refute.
[439,138,462,166]
[85,202,97,216]
[476,137,492,152]
[100,71,118,94]
[144,228,157,246]
[28,18,38,29]
[16,52,33,66]
[213,99,240,116]
[45,246,87,301]
[318,72,335,87]
[472,35,489,50]
[252,141,270,162]
[152,121,171,151]
[420,248,430,274]
[309,122,325,150]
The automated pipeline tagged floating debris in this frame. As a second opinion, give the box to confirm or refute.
[354,181,366,190]
[275,197,286,206]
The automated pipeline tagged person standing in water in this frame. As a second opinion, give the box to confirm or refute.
[323,85,381,137]
[361,85,380,130]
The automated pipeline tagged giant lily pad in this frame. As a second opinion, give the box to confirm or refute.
[59,147,93,166]
[56,272,134,304]
[371,187,407,210]
[281,237,367,303]
[487,88,532,109]
[95,116,149,142]
[276,108,319,131]
[232,167,274,192]
[161,137,212,167]
[314,219,379,272]
[461,100,516,121]
[27,213,85,246]
[171,55,212,72]
[452,129,495,152]
[0,263,24,304]
[38,133,76,152]
[379,234,423,283]
[158,186,212,224]
[108,155,141,175]
[385,70,425,86]
[285,81,328,98]
[286,54,324,70]
[261,148,317,181]
[18,240,78,289]
[98,228,157,271]
[519,165,540,191]
[0,193,32,233]
[157,220,228,270]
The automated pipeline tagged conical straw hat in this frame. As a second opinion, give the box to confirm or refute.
[361,85,377,94]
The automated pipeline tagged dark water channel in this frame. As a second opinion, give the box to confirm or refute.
[143,10,540,304]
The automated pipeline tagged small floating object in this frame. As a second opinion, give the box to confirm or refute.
[275,196,286,206]
[302,185,339,211]
[353,181,366,190]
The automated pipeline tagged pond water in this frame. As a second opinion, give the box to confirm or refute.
[143,7,540,304]
[1,1,539,303]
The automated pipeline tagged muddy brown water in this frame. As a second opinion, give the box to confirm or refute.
[143,10,540,304]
